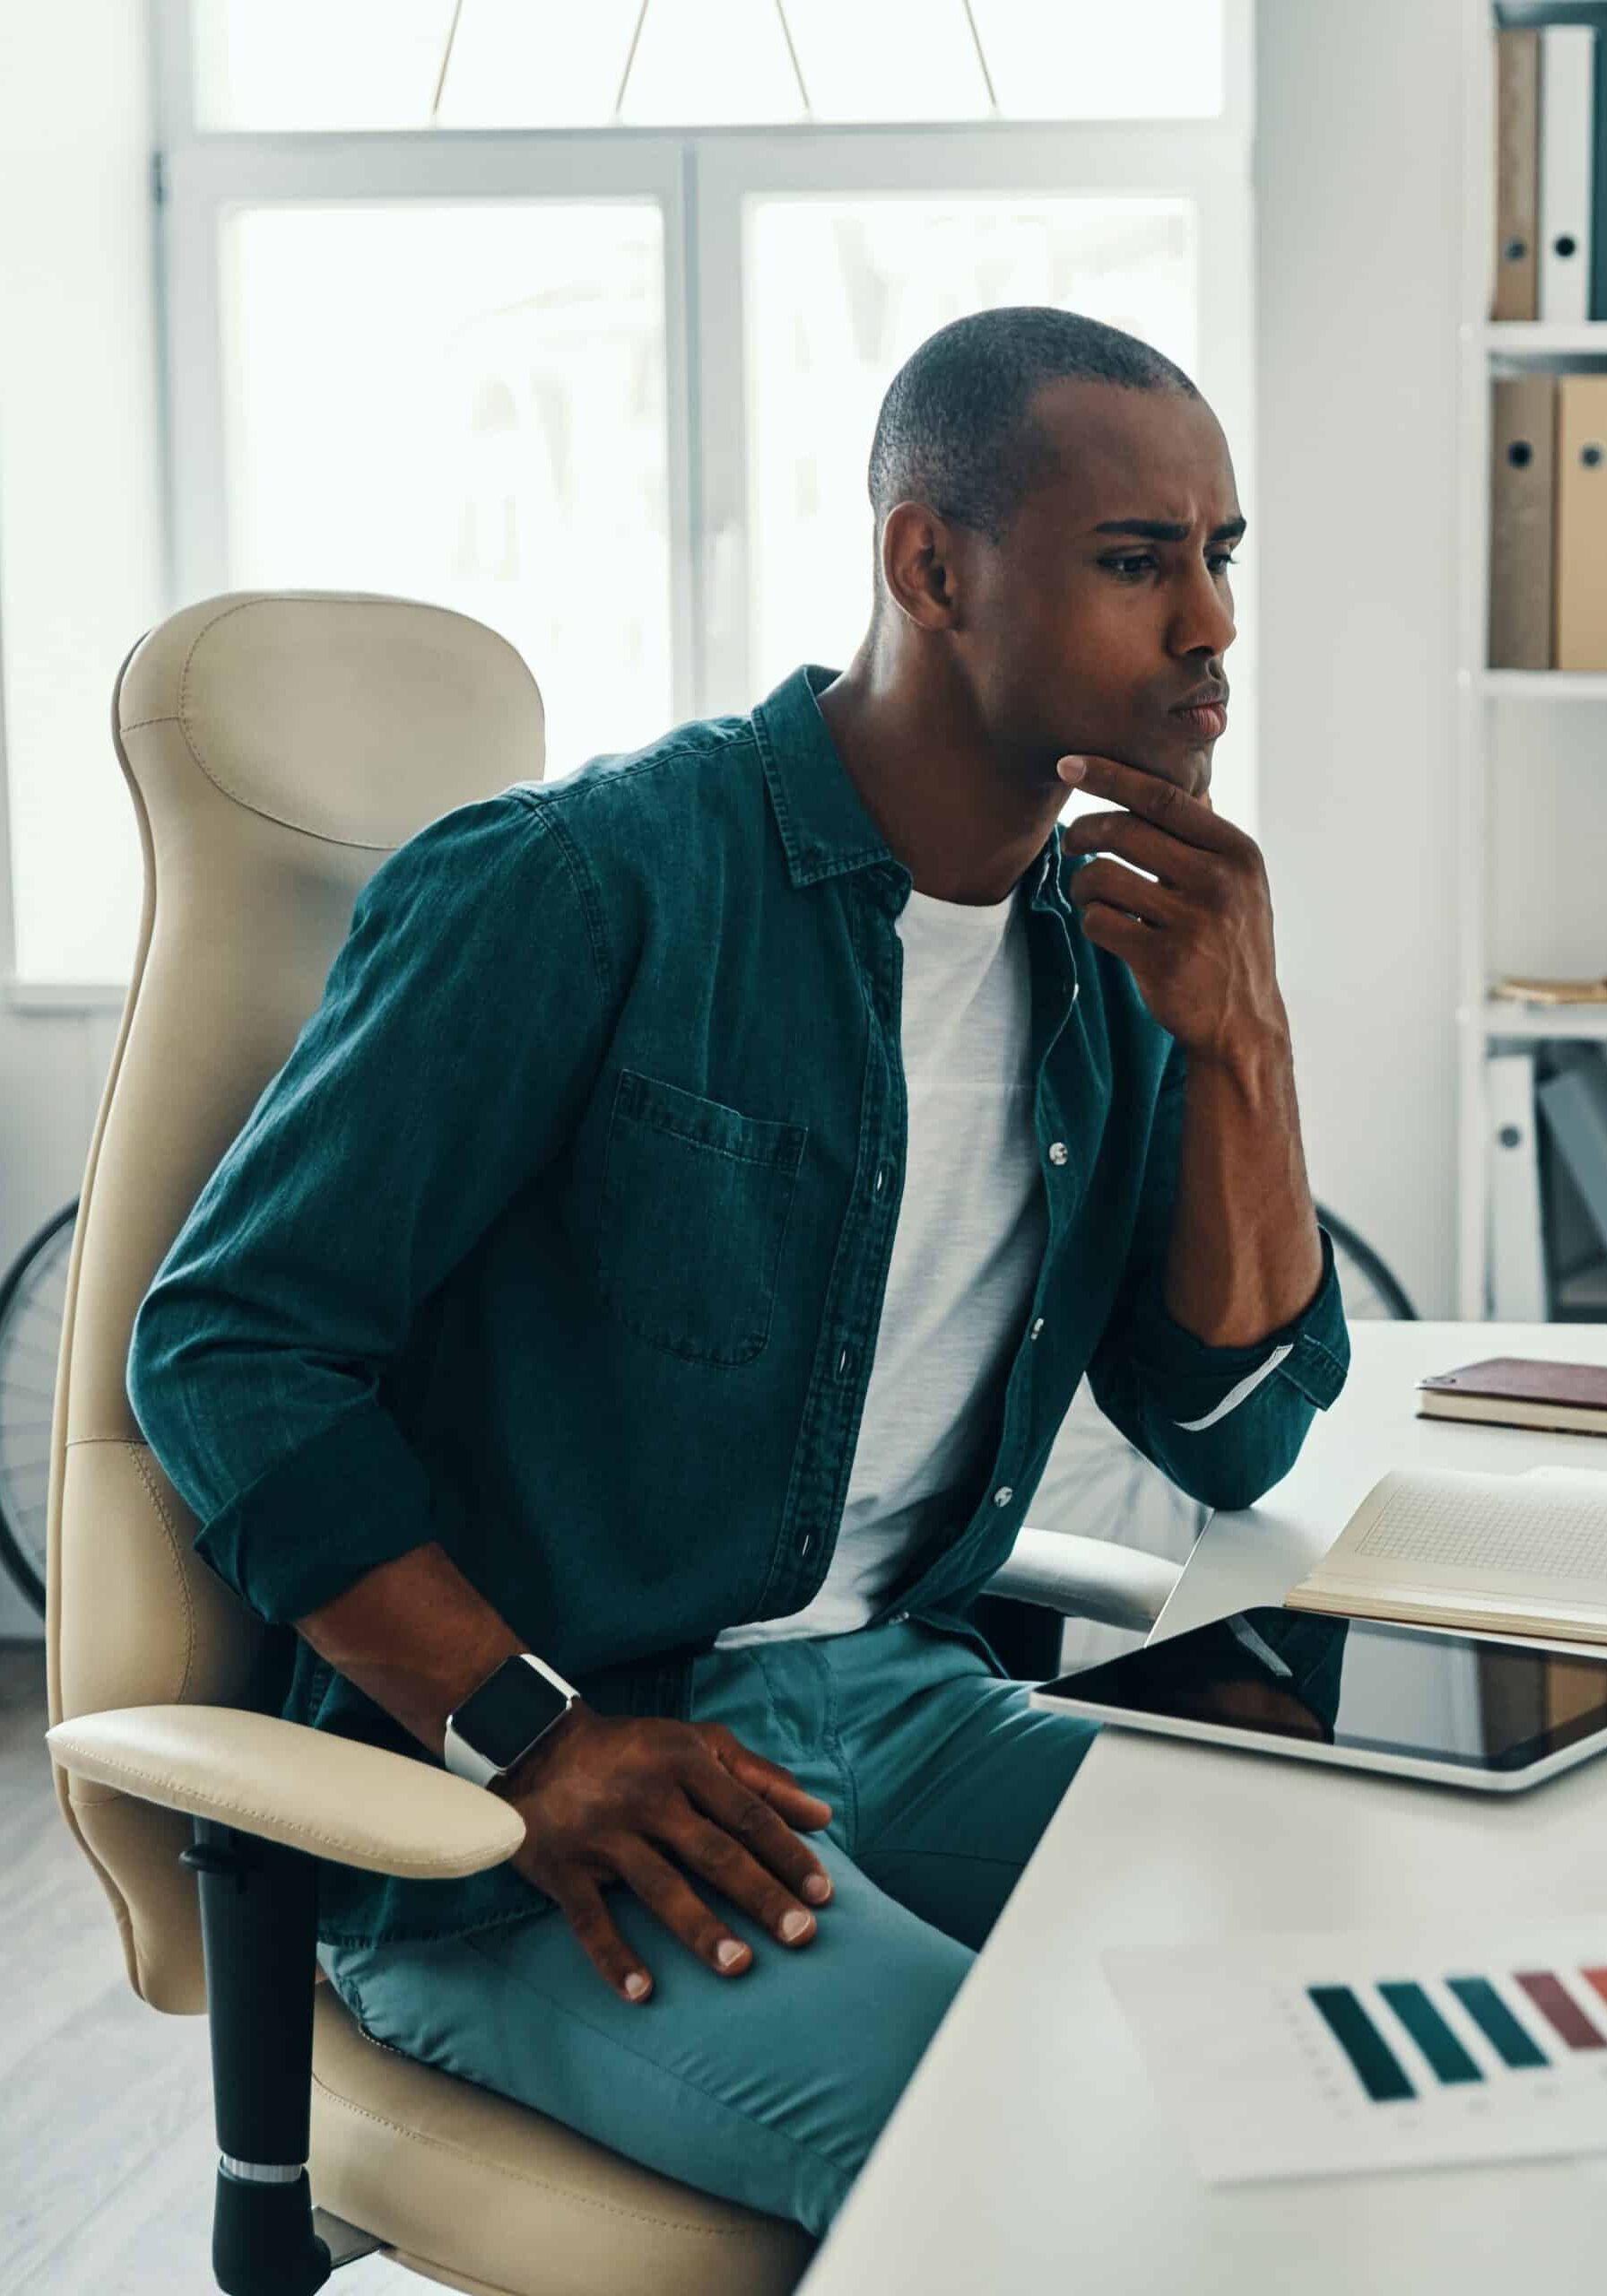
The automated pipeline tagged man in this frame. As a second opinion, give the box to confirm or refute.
[126,306,1349,2240]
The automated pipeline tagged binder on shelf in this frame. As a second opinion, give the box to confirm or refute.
[1555,372,1607,671]
[1594,25,1607,319]
[1538,1104,1606,1301]
[1537,1050,1607,1265]
[1489,373,1556,668]
[1539,23,1594,325]
[1494,27,1540,320]
[1487,1048,1550,1320]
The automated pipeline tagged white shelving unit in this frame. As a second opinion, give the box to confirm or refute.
[1455,1,1607,1320]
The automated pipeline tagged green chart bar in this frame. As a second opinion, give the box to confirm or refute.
[1446,1977,1549,2070]
[1377,1982,1484,2084]
[1308,1986,1417,2102]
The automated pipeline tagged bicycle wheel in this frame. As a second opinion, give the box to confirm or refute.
[1314,1201,1418,1322]
[0,1198,78,1616]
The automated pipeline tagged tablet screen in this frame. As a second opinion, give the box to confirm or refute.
[1041,1607,1607,1773]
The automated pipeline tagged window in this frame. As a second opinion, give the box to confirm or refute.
[222,201,673,774]
[189,0,1227,131]
[3,0,1254,991]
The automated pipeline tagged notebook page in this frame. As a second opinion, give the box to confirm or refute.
[1307,1467,1607,1603]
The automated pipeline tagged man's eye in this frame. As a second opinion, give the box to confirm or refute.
[1102,552,1241,579]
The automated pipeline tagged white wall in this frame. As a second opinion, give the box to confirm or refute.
[0,0,164,1635]
[1253,0,1464,1320]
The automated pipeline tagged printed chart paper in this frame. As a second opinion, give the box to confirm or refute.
[1103,1919,1607,2184]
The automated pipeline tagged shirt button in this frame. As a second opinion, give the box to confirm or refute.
[993,1486,1013,1507]
[1029,1318,1045,1340]
[1048,1142,1068,1165]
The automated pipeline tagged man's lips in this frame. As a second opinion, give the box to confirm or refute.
[1170,700,1228,738]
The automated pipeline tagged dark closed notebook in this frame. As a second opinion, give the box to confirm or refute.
[1419,1356,1607,1429]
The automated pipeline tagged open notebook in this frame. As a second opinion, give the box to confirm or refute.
[1283,1465,1607,1643]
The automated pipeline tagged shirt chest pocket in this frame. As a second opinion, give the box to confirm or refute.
[593,1066,809,1367]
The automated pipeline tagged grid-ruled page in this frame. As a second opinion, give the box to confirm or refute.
[1352,1478,1607,1586]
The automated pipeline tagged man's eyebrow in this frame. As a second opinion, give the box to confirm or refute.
[1092,515,1248,544]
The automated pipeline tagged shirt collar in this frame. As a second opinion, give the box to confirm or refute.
[751,662,1069,915]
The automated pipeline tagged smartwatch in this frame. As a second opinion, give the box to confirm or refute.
[442,1651,582,1788]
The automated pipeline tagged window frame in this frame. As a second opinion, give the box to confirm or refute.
[0,0,1253,998]
[152,0,1256,796]
[150,0,1257,744]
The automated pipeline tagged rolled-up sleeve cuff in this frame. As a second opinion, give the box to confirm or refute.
[192,1397,438,1626]
[1124,1221,1351,1431]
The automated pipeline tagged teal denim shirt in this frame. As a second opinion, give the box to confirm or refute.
[126,663,1351,1947]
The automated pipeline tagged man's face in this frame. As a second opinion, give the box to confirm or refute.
[953,378,1241,801]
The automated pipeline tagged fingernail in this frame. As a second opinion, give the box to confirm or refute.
[624,1970,649,1999]
[779,1909,812,1942]
[1058,757,1086,783]
[803,1874,831,1903]
[717,1939,748,1969]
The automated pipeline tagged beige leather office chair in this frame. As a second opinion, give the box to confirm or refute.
[42,590,1183,2296]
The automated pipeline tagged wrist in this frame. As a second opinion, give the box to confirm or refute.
[428,1627,527,1756]
[1193,1017,1293,1096]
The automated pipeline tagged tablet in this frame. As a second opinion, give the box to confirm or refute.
[1028,1606,1607,1792]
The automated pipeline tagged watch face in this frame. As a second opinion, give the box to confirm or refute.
[455,1657,569,1770]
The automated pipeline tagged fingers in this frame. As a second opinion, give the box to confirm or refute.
[1058,754,1243,853]
[550,1874,658,2005]
[679,1744,835,1909]
[1061,806,1216,891]
[664,1810,824,1948]
[1070,856,1185,931]
[700,1722,834,1826]
[611,1839,763,1981]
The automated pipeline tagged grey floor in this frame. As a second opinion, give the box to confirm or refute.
[0,1639,420,2294]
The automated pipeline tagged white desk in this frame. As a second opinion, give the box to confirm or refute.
[798,1323,1607,2296]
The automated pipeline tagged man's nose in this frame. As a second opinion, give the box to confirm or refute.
[1170,562,1237,657]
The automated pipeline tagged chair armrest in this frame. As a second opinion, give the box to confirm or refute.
[46,1704,525,1877]
[980,1527,1182,1634]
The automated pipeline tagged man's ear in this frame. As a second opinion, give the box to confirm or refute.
[880,501,961,633]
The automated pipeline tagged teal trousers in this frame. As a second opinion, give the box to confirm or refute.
[317,1615,1099,2240]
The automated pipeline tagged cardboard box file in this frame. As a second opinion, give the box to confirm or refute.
[1556,373,1607,671]
[1489,373,1556,668]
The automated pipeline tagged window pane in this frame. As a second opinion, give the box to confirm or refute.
[222,204,673,776]
[618,0,804,126]
[773,0,993,123]
[744,196,1196,696]
[194,0,457,131]
[969,0,1225,121]
[434,0,645,128]
[3,0,164,987]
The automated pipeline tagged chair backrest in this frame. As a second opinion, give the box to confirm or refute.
[45,591,545,2012]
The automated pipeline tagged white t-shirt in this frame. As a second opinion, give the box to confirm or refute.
[714,870,1047,1648]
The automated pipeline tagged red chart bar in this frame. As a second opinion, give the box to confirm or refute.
[1514,1971,1607,2052]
